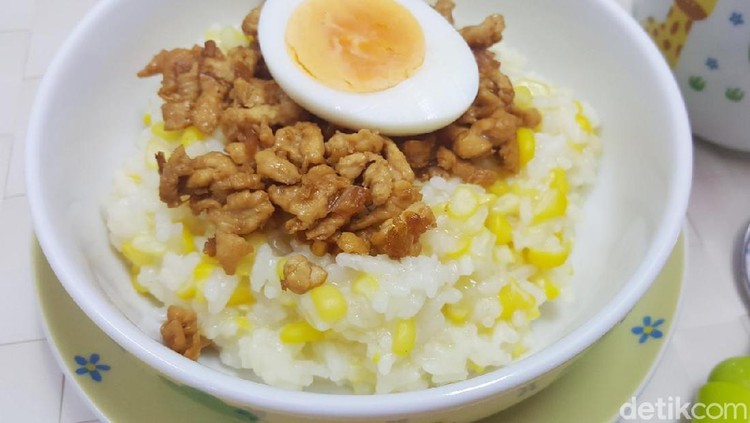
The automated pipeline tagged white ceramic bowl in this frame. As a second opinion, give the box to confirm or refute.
[26,0,692,421]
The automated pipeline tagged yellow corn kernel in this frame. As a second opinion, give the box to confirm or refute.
[194,255,218,281]
[527,306,541,321]
[276,258,287,280]
[151,121,182,142]
[523,245,570,270]
[532,188,567,224]
[392,319,417,356]
[235,233,266,276]
[143,113,152,127]
[235,255,254,278]
[488,179,511,196]
[176,283,197,301]
[182,226,196,253]
[513,85,533,110]
[145,139,167,170]
[485,212,513,245]
[447,186,479,219]
[511,183,538,198]
[442,236,472,260]
[205,27,221,43]
[128,173,142,184]
[517,79,550,96]
[372,352,381,364]
[235,316,252,332]
[352,273,378,298]
[456,276,476,291]
[311,284,348,322]
[550,168,569,194]
[280,321,324,343]
[567,139,586,153]
[227,276,254,307]
[442,302,470,325]
[467,360,485,374]
[498,281,536,320]
[180,126,205,147]
[512,343,527,359]
[194,288,207,304]
[536,276,561,301]
[220,26,252,50]
[129,266,149,294]
[575,101,593,134]
[121,235,164,267]
[516,127,536,167]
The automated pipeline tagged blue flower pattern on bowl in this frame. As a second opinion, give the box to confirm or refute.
[683,11,747,104]
[729,12,744,26]
[631,316,665,344]
[74,353,111,382]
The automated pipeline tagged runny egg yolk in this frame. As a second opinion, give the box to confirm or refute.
[285,0,426,93]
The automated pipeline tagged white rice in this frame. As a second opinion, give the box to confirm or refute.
[104,38,601,393]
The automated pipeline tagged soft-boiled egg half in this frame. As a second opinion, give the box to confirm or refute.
[258,0,479,136]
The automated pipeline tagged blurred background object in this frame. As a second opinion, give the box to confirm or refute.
[633,0,750,152]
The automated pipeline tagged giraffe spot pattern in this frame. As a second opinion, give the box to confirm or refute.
[671,21,680,34]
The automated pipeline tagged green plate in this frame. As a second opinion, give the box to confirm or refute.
[35,235,685,423]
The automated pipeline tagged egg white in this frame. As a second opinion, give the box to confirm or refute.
[258,0,479,136]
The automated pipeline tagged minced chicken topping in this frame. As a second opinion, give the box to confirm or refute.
[140,1,539,291]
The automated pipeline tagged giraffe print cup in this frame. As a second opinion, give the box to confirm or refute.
[634,0,750,152]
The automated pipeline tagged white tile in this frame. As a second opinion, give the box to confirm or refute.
[0,31,30,134]
[0,135,13,199]
[671,315,750,391]
[0,0,37,31]
[675,223,747,329]
[5,78,40,197]
[0,339,63,422]
[6,133,26,198]
[60,376,98,423]
[25,0,98,77]
[12,77,41,137]
[687,176,750,268]
[0,31,28,77]
[693,138,750,181]
[0,196,43,345]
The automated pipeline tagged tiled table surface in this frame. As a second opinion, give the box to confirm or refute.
[1,1,749,422]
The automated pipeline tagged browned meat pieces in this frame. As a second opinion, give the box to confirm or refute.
[273,122,326,172]
[436,147,498,187]
[460,15,506,50]
[281,255,328,294]
[397,16,540,184]
[224,78,308,129]
[157,120,436,272]
[160,305,210,360]
[139,5,303,135]
[336,232,370,254]
[145,6,540,290]
[241,6,261,39]
[433,0,455,24]
[400,138,435,169]
[268,165,352,234]
[326,129,386,163]
[255,149,302,185]
[157,146,273,274]
[138,41,234,133]
[371,202,436,259]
